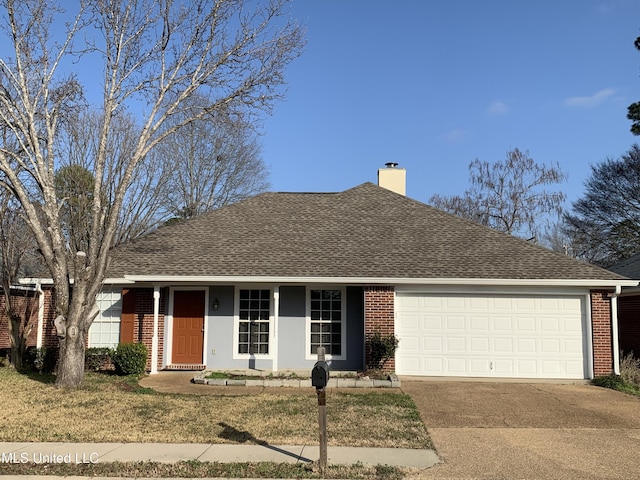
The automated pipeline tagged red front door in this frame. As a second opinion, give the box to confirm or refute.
[172,290,205,364]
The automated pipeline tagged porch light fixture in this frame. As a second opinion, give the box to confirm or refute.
[213,298,220,311]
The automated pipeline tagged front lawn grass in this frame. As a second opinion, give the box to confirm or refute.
[0,368,431,449]
[0,459,406,480]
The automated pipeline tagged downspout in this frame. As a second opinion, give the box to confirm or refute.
[35,282,44,349]
[586,293,594,379]
[611,286,621,375]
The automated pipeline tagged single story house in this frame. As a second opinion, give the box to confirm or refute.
[10,165,637,379]
[607,253,640,357]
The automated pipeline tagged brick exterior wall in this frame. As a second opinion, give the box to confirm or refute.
[617,295,640,359]
[591,289,614,376]
[0,291,37,350]
[364,285,396,372]
[0,287,56,351]
[40,289,57,349]
[129,288,166,371]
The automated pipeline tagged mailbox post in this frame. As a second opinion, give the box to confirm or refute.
[311,360,329,389]
[312,347,329,472]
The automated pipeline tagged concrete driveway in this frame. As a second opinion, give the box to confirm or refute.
[401,379,640,480]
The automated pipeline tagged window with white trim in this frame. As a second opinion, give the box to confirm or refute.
[238,289,270,354]
[309,289,343,356]
[88,288,122,348]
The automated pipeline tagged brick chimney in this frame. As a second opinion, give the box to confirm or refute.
[377,162,406,195]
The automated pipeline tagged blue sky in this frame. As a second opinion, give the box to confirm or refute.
[261,0,640,208]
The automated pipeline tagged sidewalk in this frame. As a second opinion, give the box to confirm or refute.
[0,441,439,469]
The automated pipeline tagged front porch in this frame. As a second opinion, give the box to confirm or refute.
[102,283,395,375]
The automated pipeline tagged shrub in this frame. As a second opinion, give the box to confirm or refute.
[592,373,640,395]
[620,352,640,388]
[366,332,399,371]
[85,347,113,371]
[112,343,148,376]
[0,349,9,367]
[592,374,626,390]
[24,346,57,374]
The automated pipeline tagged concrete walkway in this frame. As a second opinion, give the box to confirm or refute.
[0,441,439,468]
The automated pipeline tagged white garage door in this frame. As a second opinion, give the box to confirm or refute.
[395,293,588,379]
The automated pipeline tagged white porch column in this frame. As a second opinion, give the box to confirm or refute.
[151,286,160,374]
[272,286,279,372]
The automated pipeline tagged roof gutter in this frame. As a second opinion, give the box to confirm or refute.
[18,274,636,291]
[19,278,55,285]
[9,285,38,292]
[19,277,135,285]
[121,275,639,289]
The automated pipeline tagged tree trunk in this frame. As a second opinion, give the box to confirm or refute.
[8,345,21,370]
[8,314,25,371]
[9,339,24,372]
[55,325,86,388]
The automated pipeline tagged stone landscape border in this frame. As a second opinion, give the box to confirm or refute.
[193,371,401,388]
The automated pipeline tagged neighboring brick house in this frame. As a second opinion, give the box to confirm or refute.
[608,254,640,358]
[14,165,636,378]
[0,285,57,356]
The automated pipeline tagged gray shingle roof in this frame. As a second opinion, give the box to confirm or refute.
[608,253,640,279]
[107,183,628,281]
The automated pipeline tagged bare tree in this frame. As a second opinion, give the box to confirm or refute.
[0,0,304,388]
[430,148,567,240]
[539,221,588,259]
[58,110,171,244]
[627,36,640,135]
[158,103,269,220]
[0,190,38,370]
[54,165,96,254]
[564,144,640,267]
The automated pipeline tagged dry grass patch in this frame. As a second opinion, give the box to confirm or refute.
[0,369,431,448]
[328,392,428,447]
[620,352,640,388]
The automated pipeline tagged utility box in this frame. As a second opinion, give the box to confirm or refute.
[311,360,329,388]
